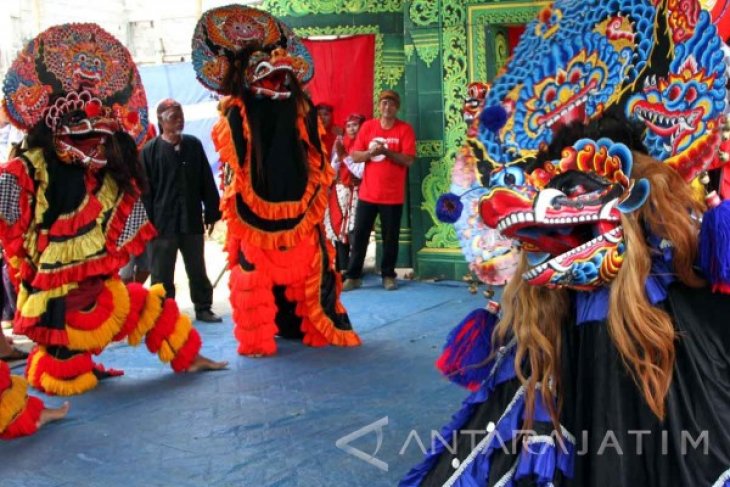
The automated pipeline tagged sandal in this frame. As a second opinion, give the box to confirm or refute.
[0,347,29,362]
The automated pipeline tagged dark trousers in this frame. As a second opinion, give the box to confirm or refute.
[345,200,402,280]
[149,234,213,312]
[0,258,16,321]
[335,234,353,272]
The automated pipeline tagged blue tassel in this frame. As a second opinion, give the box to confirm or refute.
[435,192,464,223]
[699,193,730,294]
[435,306,499,390]
[479,105,508,133]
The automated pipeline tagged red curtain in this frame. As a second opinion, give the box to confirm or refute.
[507,26,526,56]
[302,35,375,127]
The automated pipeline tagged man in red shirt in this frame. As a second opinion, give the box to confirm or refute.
[342,90,416,291]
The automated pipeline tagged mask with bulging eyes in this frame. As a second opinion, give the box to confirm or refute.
[479,137,649,290]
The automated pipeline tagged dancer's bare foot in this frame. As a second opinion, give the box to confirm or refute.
[187,354,228,372]
[37,402,70,429]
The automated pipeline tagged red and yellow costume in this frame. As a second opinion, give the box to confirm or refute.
[0,23,204,434]
[193,6,360,355]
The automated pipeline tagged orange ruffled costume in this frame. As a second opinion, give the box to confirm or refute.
[193,5,360,356]
[212,98,361,356]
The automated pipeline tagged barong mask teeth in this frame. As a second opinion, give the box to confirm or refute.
[245,47,296,100]
[479,138,649,290]
[2,23,149,168]
[45,90,119,168]
[192,5,314,99]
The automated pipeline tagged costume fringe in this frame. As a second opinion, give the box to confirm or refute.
[226,233,360,354]
[121,285,201,371]
[127,284,165,346]
[300,241,360,348]
[113,282,148,341]
[435,307,499,391]
[229,264,278,356]
[213,98,331,250]
[25,346,97,396]
[0,362,44,440]
[145,298,179,354]
[0,157,35,257]
[170,327,201,372]
[0,363,32,435]
[65,278,129,351]
[20,278,202,395]
[48,190,101,238]
[0,396,43,440]
[39,371,97,396]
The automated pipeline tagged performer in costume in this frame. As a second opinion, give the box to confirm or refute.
[404,1,730,485]
[0,23,226,402]
[325,112,365,272]
[192,6,360,356]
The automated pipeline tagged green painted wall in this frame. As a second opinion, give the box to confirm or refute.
[261,0,547,280]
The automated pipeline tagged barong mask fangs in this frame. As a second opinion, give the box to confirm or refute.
[2,23,149,169]
[480,138,649,290]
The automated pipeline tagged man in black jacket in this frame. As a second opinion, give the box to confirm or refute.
[142,99,223,323]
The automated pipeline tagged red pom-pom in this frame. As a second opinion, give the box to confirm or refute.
[126,111,139,125]
[85,100,102,118]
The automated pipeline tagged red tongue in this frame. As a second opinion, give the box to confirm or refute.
[547,231,585,255]
[596,221,614,235]
[62,135,103,153]
[257,71,287,92]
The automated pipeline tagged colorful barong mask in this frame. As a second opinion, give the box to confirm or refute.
[2,23,149,168]
[480,138,649,290]
[192,6,314,100]
[468,0,727,290]
[447,81,519,286]
[476,0,726,183]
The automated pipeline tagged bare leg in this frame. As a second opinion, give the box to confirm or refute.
[0,334,27,360]
[186,354,228,372]
[37,401,70,428]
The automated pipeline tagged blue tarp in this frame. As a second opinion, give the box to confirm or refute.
[138,62,220,173]
[0,276,477,486]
